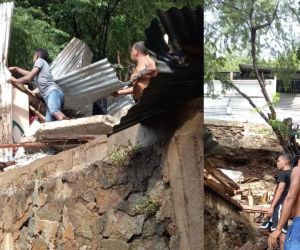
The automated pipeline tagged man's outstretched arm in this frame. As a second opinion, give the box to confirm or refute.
[113,87,133,96]
[10,67,40,84]
[268,167,300,249]
[9,66,31,76]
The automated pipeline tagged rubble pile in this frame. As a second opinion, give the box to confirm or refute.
[204,157,278,250]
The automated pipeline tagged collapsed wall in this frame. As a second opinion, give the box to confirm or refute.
[204,119,281,249]
[204,189,255,250]
[0,99,203,250]
[206,119,280,179]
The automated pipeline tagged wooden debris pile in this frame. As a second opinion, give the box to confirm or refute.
[238,239,268,250]
[204,159,242,210]
[205,158,277,250]
[205,158,276,215]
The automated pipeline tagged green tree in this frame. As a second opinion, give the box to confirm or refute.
[8,6,69,69]
[4,0,196,70]
[205,0,300,155]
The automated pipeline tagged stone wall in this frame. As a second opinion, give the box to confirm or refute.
[0,99,203,250]
[0,140,171,250]
[206,119,282,152]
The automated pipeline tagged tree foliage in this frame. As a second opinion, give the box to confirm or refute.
[205,0,300,155]
[2,0,196,69]
[8,6,69,69]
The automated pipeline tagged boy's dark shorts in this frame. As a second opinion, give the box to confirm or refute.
[260,203,288,234]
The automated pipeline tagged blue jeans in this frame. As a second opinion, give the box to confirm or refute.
[285,217,300,249]
[44,89,64,122]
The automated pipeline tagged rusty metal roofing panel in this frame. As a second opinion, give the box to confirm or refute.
[50,37,93,78]
[113,6,203,133]
[0,2,14,161]
[54,58,124,117]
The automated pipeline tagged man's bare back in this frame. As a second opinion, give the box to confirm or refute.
[131,55,157,98]
[112,41,158,99]
[290,167,300,217]
[269,164,300,249]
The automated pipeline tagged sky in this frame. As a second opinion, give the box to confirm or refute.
[204,1,300,60]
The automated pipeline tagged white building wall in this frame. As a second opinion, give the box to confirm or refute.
[204,80,300,125]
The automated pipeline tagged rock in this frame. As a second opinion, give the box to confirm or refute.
[142,218,166,238]
[82,191,96,203]
[96,188,123,214]
[130,236,169,250]
[1,233,15,250]
[16,227,30,250]
[34,219,59,246]
[147,168,165,203]
[156,190,174,221]
[103,210,145,241]
[120,193,159,217]
[32,238,47,250]
[263,174,274,182]
[36,203,62,222]
[2,202,15,230]
[68,202,99,240]
[79,245,90,250]
[120,192,144,216]
[99,239,129,250]
[87,202,97,212]
[63,222,74,242]
[54,179,73,200]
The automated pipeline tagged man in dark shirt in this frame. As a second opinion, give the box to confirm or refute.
[260,153,292,250]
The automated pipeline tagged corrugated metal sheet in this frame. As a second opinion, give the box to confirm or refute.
[113,6,203,132]
[50,37,93,78]
[107,95,135,119]
[0,2,14,161]
[54,58,124,117]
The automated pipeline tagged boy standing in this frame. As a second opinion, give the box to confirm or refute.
[260,153,291,250]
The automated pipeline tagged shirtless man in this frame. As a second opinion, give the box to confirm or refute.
[269,158,300,249]
[113,41,158,99]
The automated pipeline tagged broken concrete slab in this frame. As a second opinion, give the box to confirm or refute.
[36,115,117,140]
[220,168,245,183]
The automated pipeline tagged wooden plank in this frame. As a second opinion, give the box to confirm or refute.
[29,105,45,123]
[11,82,47,115]
[239,241,254,250]
[205,159,239,190]
[204,172,235,196]
[204,177,243,211]
[39,135,95,142]
[242,205,268,214]
[253,239,268,250]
